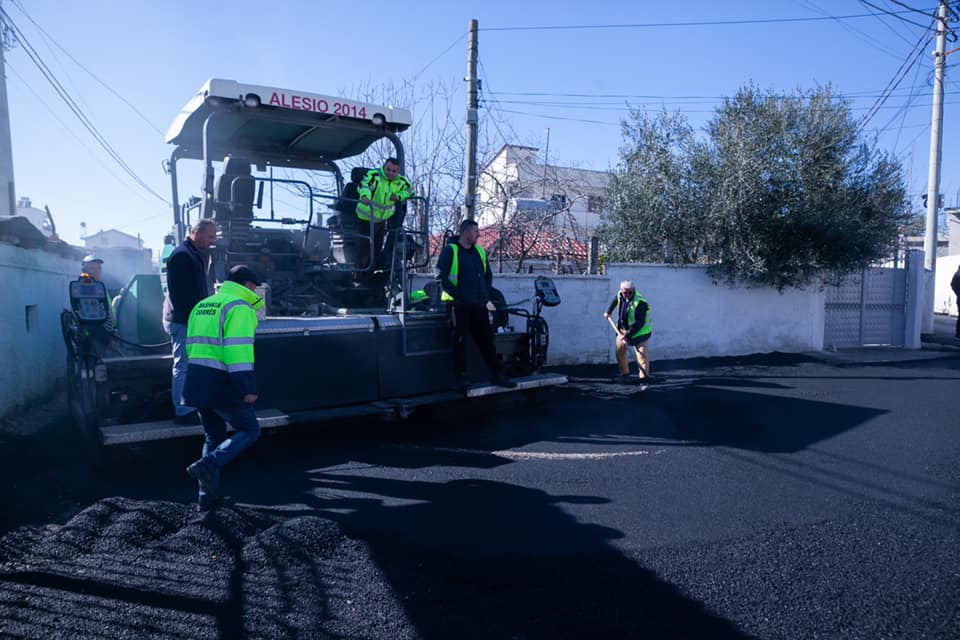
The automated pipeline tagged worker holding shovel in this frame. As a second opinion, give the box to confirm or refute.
[603,280,652,384]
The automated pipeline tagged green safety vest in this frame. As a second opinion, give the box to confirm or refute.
[441,243,488,302]
[186,280,263,373]
[355,167,413,222]
[619,291,652,340]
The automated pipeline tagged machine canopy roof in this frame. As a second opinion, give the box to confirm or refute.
[165,79,411,164]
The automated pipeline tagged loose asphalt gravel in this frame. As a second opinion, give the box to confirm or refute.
[0,498,416,639]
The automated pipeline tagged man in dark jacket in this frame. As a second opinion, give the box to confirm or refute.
[951,264,960,338]
[436,219,516,388]
[162,219,218,424]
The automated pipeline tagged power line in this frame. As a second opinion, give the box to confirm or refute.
[864,0,928,45]
[1,8,169,204]
[859,0,936,29]
[856,18,935,133]
[480,88,935,100]
[792,0,912,56]
[487,95,951,111]
[477,59,522,147]
[481,8,938,32]
[5,61,156,204]
[495,108,621,127]
[885,0,938,17]
[9,0,97,115]
[411,32,467,82]
[8,0,165,135]
[880,60,930,147]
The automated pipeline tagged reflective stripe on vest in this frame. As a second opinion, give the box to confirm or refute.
[355,168,412,222]
[186,281,260,373]
[619,291,651,340]
[441,244,488,302]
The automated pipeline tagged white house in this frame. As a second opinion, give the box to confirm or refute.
[476,145,610,242]
[11,197,55,238]
[84,228,144,250]
[944,207,960,256]
[82,228,154,293]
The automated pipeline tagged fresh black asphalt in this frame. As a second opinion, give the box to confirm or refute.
[1,352,959,638]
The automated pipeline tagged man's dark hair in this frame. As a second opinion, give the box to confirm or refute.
[384,157,399,167]
[459,219,479,233]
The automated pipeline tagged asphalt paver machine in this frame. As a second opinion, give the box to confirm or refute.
[62,79,566,446]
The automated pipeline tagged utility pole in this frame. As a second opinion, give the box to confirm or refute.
[923,0,950,331]
[462,18,479,223]
[924,0,949,272]
[541,127,550,199]
[0,1,17,217]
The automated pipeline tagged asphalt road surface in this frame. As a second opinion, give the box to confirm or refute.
[1,352,959,639]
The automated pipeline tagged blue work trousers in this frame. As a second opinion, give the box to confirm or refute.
[163,320,195,417]
[196,404,261,504]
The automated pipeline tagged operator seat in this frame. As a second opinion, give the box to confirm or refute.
[333,166,370,231]
[213,156,256,259]
[214,156,255,219]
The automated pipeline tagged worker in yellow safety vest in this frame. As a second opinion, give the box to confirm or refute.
[436,219,516,389]
[604,280,652,383]
[182,265,264,511]
[354,158,413,272]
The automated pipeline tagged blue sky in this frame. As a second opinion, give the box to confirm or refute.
[3,0,957,252]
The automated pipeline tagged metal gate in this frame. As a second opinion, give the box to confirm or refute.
[824,267,908,348]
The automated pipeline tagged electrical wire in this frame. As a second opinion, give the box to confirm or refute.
[477,59,521,147]
[1,8,169,204]
[9,0,165,135]
[5,61,157,204]
[490,96,958,111]
[859,0,937,28]
[878,63,930,148]
[9,0,98,116]
[856,18,935,133]
[494,108,621,127]
[481,8,938,32]
[479,88,935,100]
[867,0,928,45]
[410,32,467,83]
[792,0,913,56]
[886,0,938,17]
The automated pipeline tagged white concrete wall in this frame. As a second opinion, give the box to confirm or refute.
[490,274,613,364]
[0,243,76,417]
[416,264,826,365]
[933,254,960,316]
[605,264,825,362]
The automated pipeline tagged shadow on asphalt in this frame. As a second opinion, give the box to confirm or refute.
[5,351,953,638]
[238,463,755,638]
[547,360,889,454]
[1,433,758,639]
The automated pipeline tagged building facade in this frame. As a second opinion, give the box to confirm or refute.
[476,145,610,243]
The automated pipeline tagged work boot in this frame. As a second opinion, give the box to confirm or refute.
[173,412,201,426]
[492,373,517,389]
[617,374,634,384]
[185,460,218,497]
[196,496,233,513]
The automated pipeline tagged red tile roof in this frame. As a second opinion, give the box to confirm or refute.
[431,224,587,262]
